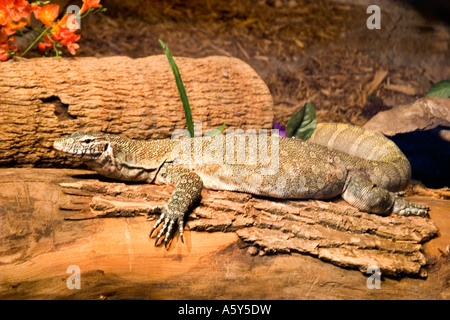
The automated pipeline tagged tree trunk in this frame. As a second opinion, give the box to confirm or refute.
[0,55,273,167]
[1,168,448,299]
[60,177,439,277]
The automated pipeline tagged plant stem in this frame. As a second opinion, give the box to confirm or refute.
[20,25,53,58]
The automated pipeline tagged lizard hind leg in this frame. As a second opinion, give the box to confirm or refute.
[341,174,428,216]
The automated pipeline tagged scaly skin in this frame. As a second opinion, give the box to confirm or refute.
[53,123,429,247]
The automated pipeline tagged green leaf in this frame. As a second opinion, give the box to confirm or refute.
[285,102,317,140]
[159,39,195,138]
[426,80,450,98]
[206,123,227,136]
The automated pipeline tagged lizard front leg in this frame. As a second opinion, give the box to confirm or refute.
[149,165,203,247]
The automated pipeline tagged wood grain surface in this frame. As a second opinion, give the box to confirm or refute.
[0,55,273,167]
[0,168,448,299]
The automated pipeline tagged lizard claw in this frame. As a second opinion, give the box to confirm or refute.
[178,219,185,243]
[148,205,164,238]
[149,205,185,248]
[163,219,176,248]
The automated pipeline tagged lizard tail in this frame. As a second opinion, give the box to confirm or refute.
[309,123,411,191]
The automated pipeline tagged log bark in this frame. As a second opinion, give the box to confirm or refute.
[55,173,438,277]
[0,55,273,167]
[1,168,448,300]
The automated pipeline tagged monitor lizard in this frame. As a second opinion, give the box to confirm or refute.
[53,123,429,247]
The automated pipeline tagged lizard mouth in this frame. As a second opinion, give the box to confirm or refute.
[68,152,101,159]
[52,140,64,152]
[53,141,102,159]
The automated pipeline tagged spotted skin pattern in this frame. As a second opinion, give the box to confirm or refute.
[53,123,429,247]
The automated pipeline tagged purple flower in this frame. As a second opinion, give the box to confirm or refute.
[273,122,286,137]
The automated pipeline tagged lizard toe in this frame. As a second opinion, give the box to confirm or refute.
[150,205,185,248]
[154,214,170,246]
[178,219,185,243]
[163,219,176,248]
[393,197,429,217]
[149,210,165,238]
[146,205,163,220]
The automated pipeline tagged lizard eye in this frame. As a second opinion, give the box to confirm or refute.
[81,139,92,144]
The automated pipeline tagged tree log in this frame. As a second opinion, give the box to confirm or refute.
[1,168,449,299]
[56,173,438,277]
[0,55,273,167]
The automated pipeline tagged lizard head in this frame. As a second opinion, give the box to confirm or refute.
[53,132,110,159]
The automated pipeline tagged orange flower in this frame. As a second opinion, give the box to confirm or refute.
[0,28,17,61]
[0,0,36,35]
[63,40,79,55]
[4,0,31,22]
[37,34,52,52]
[2,0,104,59]
[80,0,101,14]
[55,27,80,55]
[34,4,59,27]
[53,12,80,32]
[39,14,81,55]
[0,2,8,26]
